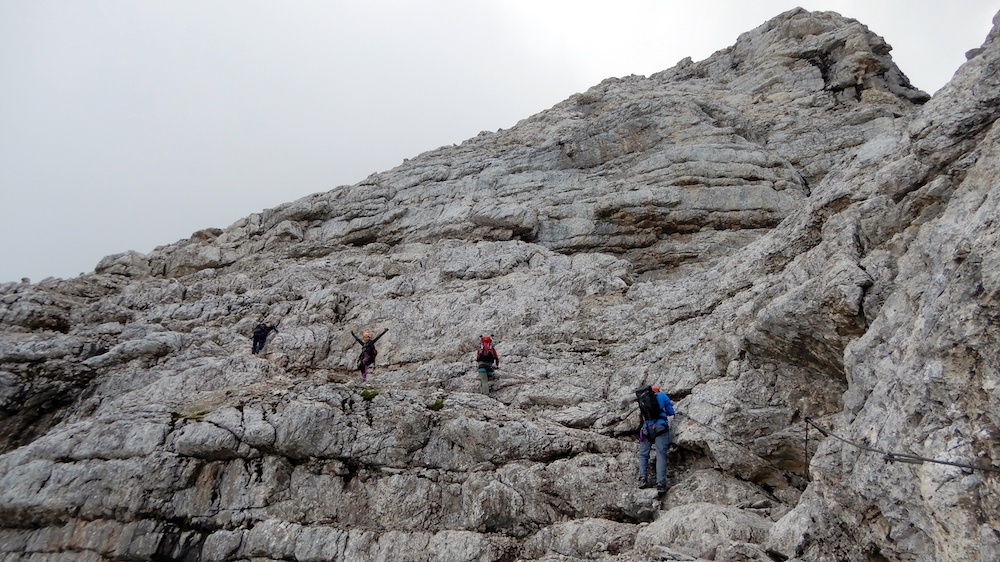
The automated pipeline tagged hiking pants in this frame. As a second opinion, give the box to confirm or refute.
[638,425,671,486]
[358,353,372,379]
[478,367,493,394]
[251,336,267,355]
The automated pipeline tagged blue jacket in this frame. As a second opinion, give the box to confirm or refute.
[642,392,675,430]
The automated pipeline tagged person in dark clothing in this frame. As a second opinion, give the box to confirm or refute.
[352,328,388,380]
[475,335,500,394]
[251,322,278,355]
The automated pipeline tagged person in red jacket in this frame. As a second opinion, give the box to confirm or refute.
[474,335,500,394]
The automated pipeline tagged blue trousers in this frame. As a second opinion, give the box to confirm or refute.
[638,425,671,486]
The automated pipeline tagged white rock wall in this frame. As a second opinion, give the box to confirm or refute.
[3,8,998,562]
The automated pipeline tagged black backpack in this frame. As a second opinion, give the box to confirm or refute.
[477,345,496,365]
[635,386,664,422]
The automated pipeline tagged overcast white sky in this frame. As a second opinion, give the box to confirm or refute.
[1,1,996,283]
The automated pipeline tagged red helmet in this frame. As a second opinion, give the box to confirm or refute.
[651,386,660,393]
[481,335,492,345]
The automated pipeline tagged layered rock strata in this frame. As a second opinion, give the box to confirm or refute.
[3,8,998,562]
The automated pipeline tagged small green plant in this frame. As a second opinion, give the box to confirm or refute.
[179,409,210,421]
[359,388,380,401]
[428,399,445,411]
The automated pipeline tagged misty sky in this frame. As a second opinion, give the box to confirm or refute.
[2,1,996,283]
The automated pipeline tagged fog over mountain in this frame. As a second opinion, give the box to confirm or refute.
[2,7,1000,562]
[1,1,995,284]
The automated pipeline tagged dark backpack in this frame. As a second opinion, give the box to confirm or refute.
[636,386,664,422]
[477,345,496,365]
[253,324,268,338]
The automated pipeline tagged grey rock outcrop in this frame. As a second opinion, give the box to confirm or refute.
[2,8,998,562]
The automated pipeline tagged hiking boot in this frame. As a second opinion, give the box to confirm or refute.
[638,480,654,489]
[656,483,668,494]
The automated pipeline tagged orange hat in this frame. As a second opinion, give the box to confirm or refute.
[362,332,371,338]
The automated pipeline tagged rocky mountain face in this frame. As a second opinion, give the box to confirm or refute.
[1,8,998,562]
